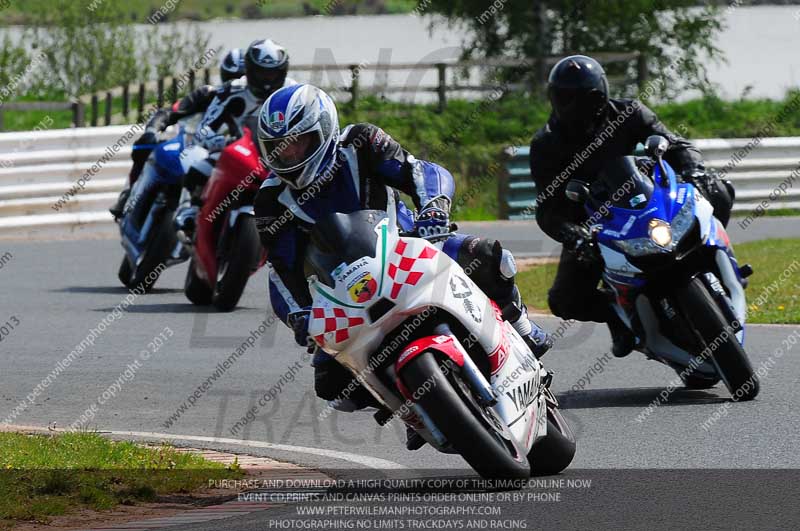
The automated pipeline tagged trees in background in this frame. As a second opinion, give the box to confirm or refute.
[1,0,211,100]
[424,0,725,100]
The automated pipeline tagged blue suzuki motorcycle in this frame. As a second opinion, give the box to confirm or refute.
[117,120,208,291]
[565,135,758,400]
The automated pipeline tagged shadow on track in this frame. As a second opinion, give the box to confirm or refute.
[556,387,728,409]
[54,286,184,295]
[90,303,260,314]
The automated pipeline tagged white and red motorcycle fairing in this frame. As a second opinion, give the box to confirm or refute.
[306,209,549,456]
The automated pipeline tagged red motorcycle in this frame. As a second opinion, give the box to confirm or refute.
[183,127,268,311]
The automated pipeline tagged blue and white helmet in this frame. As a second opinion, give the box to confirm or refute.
[220,48,245,83]
[256,84,339,190]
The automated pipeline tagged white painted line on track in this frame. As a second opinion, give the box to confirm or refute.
[106,429,408,470]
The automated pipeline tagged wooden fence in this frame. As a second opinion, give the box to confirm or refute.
[1,52,646,130]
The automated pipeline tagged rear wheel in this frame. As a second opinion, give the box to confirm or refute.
[184,258,213,305]
[401,352,529,479]
[677,277,759,401]
[129,209,175,292]
[212,216,261,312]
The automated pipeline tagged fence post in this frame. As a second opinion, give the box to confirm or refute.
[157,78,164,108]
[203,68,210,85]
[91,94,98,127]
[498,147,512,220]
[137,83,145,123]
[170,76,178,103]
[636,53,648,94]
[104,91,112,126]
[349,64,360,108]
[122,84,130,120]
[436,63,447,113]
[0,109,4,132]
[189,70,196,92]
[72,100,85,128]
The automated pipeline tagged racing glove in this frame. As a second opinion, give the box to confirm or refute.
[560,223,599,264]
[680,168,734,227]
[414,196,451,240]
[130,131,159,167]
[287,308,312,348]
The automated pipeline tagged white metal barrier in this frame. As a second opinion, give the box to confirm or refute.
[0,126,798,232]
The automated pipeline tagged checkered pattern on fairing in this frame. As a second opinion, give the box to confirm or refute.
[312,307,365,344]
[387,239,438,299]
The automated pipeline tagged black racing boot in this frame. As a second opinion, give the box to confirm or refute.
[607,313,636,358]
[313,351,380,411]
[406,427,426,451]
[109,188,130,220]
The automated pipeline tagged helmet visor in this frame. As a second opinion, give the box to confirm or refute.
[247,69,287,97]
[551,87,606,120]
[260,130,323,173]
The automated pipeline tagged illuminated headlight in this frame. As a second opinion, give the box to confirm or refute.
[614,193,696,257]
[649,219,672,247]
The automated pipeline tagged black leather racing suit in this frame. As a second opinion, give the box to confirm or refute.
[529,98,723,323]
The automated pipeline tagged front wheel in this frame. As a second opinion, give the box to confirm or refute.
[677,277,759,401]
[212,216,261,312]
[528,397,576,476]
[184,258,213,305]
[129,209,175,292]
[118,256,132,287]
[401,352,529,479]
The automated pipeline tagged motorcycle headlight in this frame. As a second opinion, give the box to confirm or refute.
[648,219,672,247]
[614,193,695,257]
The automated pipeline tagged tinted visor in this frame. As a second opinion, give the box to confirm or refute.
[247,69,287,97]
[550,87,606,124]
[260,130,323,172]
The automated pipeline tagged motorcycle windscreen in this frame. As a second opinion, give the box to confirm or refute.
[304,210,386,287]
[591,156,655,210]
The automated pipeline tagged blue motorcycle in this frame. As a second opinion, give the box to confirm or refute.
[565,135,758,400]
[117,120,208,291]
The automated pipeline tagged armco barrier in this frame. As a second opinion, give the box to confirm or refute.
[500,138,800,219]
[0,125,142,231]
[0,126,798,230]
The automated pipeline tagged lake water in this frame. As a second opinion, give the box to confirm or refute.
[189,5,800,101]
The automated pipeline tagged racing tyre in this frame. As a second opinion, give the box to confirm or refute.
[528,404,576,476]
[118,256,132,287]
[677,277,759,401]
[212,216,261,312]
[401,351,530,479]
[129,210,175,292]
[184,258,213,305]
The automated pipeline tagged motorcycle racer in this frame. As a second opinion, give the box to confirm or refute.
[110,40,294,225]
[253,84,553,432]
[529,54,736,358]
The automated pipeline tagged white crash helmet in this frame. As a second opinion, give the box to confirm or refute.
[256,84,339,190]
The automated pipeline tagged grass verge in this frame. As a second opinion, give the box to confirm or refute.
[516,238,800,324]
[0,431,238,526]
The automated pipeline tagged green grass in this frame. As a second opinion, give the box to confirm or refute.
[0,432,238,525]
[516,238,800,325]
